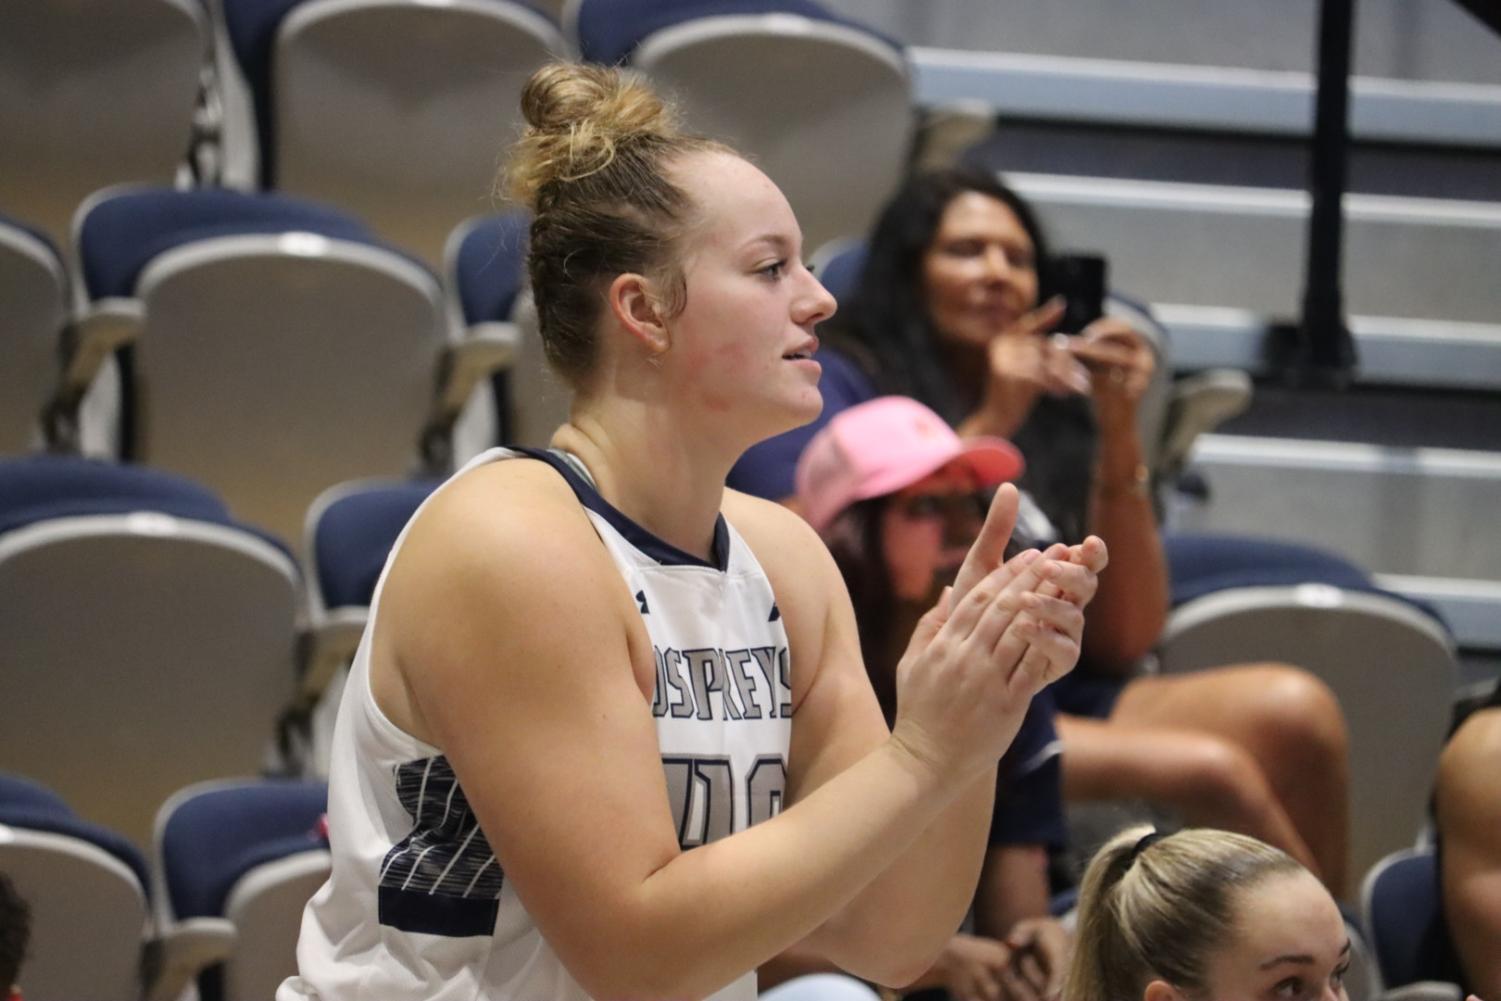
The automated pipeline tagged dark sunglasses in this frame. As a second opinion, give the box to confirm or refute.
[894,491,990,523]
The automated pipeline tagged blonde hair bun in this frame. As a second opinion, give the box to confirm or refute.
[507,62,681,209]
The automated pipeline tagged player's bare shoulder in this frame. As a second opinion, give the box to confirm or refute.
[721,489,831,578]
[722,488,843,646]
[374,456,645,742]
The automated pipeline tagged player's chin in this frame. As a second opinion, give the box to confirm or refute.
[780,383,825,426]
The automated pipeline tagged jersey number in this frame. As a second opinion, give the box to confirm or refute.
[661,755,787,849]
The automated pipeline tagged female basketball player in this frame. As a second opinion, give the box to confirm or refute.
[1067,827,1352,1001]
[279,63,1106,1001]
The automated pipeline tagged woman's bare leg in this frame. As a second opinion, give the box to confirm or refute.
[1055,713,1319,876]
[1105,664,1350,895]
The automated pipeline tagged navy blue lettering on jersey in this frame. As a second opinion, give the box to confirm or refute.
[377,756,504,937]
[652,645,791,721]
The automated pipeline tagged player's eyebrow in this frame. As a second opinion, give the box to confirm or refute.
[1258,941,1351,970]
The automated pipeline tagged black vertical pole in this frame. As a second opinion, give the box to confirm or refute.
[1298,0,1359,384]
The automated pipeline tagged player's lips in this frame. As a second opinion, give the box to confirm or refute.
[781,335,820,361]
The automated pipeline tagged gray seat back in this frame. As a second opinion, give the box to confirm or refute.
[0,0,205,249]
[0,828,147,1001]
[133,234,446,543]
[0,516,300,847]
[1158,586,1456,888]
[272,0,565,265]
[634,15,914,253]
[0,224,67,453]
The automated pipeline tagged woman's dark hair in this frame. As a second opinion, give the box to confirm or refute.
[0,873,29,991]
[849,167,1097,542]
[822,496,900,723]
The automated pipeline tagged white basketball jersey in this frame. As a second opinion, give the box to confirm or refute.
[280,448,792,1001]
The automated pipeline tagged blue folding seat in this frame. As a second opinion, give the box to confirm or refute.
[0,216,68,454]
[56,187,503,543]
[573,0,914,253]
[218,0,565,265]
[0,456,300,848]
[0,0,206,249]
[446,210,531,446]
[1362,846,1467,998]
[1158,534,1457,887]
[292,478,440,773]
[155,779,331,1001]
[0,772,233,1001]
[806,238,867,311]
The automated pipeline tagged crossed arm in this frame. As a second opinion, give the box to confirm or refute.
[376,463,1103,999]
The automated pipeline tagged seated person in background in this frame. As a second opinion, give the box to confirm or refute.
[0,874,29,1001]
[1435,678,1501,998]
[1065,826,1354,1001]
[733,167,1351,894]
[765,396,1071,1001]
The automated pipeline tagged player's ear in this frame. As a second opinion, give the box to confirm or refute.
[608,272,670,355]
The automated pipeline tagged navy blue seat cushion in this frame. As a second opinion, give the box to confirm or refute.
[0,773,152,894]
[0,456,227,535]
[454,210,531,325]
[315,481,440,608]
[0,455,294,560]
[815,241,866,310]
[223,0,553,187]
[162,780,328,919]
[78,187,377,300]
[576,0,901,67]
[1164,532,1448,631]
[0,772,71,814]
[1370,849,1466,987]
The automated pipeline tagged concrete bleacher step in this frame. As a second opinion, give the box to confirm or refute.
[1005,172,1501,325]
[910,48,1501,151]
[1173,433,1501,651]
[836,0,1501,89]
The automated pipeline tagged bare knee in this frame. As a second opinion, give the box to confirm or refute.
[1238,663,1349,764]
[1168,736,1280,825]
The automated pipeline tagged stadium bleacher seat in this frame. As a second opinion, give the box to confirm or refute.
[575,0,915,253]
[0,0,207,251]
[1361,846,1466,1000]
[61,186,505,543]
[1158,535,1458,888]
[0,456,300,848]
[446,210,530,448]
[219,0,565,265]
[0,772,217,1001]
[292,477,439,773]
[0,215,68,454]
[155,778,330,1001]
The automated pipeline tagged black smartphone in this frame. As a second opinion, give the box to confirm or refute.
[1052,253,1107,335]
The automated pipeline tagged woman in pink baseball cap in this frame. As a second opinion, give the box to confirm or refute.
[769,397,1074,1001]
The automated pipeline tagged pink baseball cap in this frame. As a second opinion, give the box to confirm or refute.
[795,396,1025,533]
